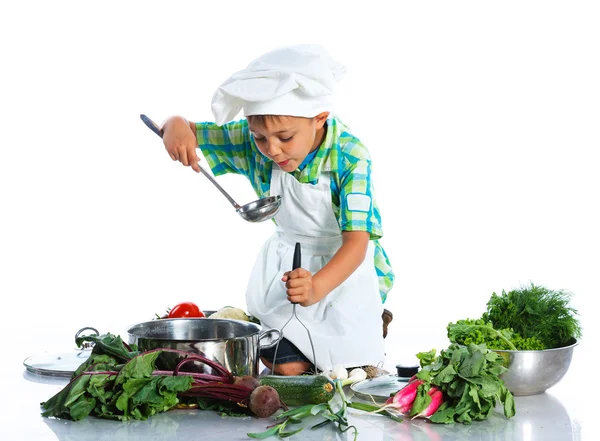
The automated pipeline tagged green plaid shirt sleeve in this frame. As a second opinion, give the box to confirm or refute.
[195,120,252,176]
[333,131,383,239]
[338,156,383,239]
[373,240,394,303]
[195,120,270,198]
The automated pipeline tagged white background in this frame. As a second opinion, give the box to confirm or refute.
[1,1,598,369]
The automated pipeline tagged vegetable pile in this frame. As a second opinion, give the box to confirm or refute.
[41,283,577,434]
[372,343,515,425]
[156,302,256,322]
[449,283,581,350]
[248,380,401,440]
[41,333,283,421]
[40,333,397,440]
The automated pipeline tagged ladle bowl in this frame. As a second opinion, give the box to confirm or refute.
[237,195,281,223]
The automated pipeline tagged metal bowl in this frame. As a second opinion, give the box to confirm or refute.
[494,339,578,396]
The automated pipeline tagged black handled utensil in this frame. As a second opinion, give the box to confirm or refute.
[291,242,301,305]
[271,243,318,374]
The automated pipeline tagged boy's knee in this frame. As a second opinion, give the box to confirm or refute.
[276,361,311,376]
[260,357,311,376]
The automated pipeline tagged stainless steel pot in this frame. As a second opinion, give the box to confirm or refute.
[127,318,281,378]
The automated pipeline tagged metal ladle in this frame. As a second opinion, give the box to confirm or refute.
[140,114,281,223]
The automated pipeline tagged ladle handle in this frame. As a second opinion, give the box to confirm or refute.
[197,168,241,209]
[140,114,163,137]
[140,114,241,210]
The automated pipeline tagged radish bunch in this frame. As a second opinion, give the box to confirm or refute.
[382,379,444,419]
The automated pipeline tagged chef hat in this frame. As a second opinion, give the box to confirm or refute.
[211,44,346,125]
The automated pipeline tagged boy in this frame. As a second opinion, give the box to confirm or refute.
[161,45,394,375]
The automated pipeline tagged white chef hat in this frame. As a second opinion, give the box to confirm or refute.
[211,44,346,125]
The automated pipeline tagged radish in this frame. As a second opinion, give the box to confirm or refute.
[369,379,424,416]
[411,390,443,419]
[392,379,423,413]
[427,385,439,395]
[372,381,445,420]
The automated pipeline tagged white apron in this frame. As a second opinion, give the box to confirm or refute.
[245,164,385,372]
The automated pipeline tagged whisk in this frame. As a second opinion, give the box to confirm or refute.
[271,242,318,375]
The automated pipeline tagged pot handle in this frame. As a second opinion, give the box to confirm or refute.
[258,328,283,349]
[74,327,99,350]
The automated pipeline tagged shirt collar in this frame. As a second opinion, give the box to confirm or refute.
[295,118,336,181]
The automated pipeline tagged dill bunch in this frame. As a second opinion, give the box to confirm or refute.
[481,283,582,349]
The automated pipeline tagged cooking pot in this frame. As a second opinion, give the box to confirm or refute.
[127,318,281,378]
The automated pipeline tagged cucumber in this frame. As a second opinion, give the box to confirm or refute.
[258,375,335,406]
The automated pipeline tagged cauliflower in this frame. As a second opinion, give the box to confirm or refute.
[208,307,249,321]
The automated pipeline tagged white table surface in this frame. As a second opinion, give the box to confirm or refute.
[2,326,592,441]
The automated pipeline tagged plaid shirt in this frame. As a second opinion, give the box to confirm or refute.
[196,117,394,302]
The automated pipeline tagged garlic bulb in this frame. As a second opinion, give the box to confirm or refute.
[331,365,348,380]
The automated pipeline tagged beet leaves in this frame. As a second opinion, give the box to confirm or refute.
[41,333,254,421]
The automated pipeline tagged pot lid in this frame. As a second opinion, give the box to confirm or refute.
[23,350,92,377]
[23,327,98,377]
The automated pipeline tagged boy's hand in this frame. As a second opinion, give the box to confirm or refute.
[162,116,201,172]
[282,268,317,307]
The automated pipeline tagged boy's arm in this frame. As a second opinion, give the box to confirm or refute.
[284,231,370,307]
[312,230,370,301]
[161,116,253,177]
[161,116,201,172]
[285,145,382,306]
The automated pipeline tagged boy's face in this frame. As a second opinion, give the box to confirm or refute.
[248,113,328,172]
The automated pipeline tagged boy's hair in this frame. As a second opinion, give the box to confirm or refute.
[246,114,310,127]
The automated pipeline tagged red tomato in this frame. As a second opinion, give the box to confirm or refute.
[168,302,205,319]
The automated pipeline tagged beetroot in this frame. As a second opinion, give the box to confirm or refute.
[248,385,283,418]
[234,375,260,391]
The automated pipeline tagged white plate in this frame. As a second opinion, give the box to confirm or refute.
[350,374,409,403]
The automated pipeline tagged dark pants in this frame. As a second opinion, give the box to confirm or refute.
[261,309,393,366]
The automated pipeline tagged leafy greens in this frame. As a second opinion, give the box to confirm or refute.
[482,283,581,348]
[415,343,516,424]
[41,333,249,421]
[447,319,545,350]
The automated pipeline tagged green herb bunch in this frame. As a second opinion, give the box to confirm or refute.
[447,319,545,350]
[482,283,581,349]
